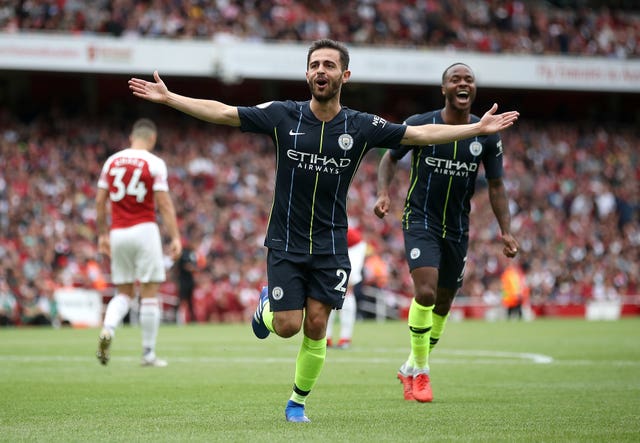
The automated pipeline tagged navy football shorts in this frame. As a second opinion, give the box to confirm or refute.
[403,228,468,290]
[267,248,351,311]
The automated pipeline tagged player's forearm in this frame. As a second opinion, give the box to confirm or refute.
[403,122,483,146]
[156,194,181,243]
[488,180,512,235]
[160,206,180,243]
[376,151,397,196]
[165,91,241,127]
[96,211,107,235]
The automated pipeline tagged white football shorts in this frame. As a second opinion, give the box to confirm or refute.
[110,222,166,284]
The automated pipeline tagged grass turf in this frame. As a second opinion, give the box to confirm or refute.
[1,318,639,442]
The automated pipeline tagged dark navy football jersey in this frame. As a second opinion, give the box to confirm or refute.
[239,100,406,255]
[390,110,504,241]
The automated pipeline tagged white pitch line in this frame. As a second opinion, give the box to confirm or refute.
[4,351,639,366]
[2,348,639,366]
[437,349,554,364]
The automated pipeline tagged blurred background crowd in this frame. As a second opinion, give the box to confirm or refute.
[2,0,639,58]
[1,109,638,325]
[0,0,638,326]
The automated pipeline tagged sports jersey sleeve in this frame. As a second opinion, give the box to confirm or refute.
[388,114,424,161]
[237,101,287,134]
[150,156,170,192]
[97,157,114,190]
[481,133,504,180]
[359,112,406,149]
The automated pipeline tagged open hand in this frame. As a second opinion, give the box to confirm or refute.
[128,70,169,103]
[479,103,519,134]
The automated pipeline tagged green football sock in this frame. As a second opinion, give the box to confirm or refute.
[408,299,433,370]
[262,300,275,333]
[405,351,415,368]
[430,312,449,350]
[289,335,327,405]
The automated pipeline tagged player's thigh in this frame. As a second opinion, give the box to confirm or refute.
[438,236,469,289]
[267,249,308,312]
[132,222,165,283]
[110,228,137,284]
[403,229,442,271]
[307,253,351,309]
[110,223,165,285]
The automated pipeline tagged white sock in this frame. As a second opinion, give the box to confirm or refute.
[339,293,356,341]
[102,294,131,336]
[139,298,161,358]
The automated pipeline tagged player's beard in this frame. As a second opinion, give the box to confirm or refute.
[446,88,475,112]
[308,78,341,103]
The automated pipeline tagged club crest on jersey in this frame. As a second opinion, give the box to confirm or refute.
[469,141,483,156]
[338,134,354,151]
[271,286,284,300]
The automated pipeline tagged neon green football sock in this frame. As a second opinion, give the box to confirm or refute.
[289,335,327,405]
[408,299,433,370]
[430,312,449,351]
[262,300,275,333]
[405,351,415,368]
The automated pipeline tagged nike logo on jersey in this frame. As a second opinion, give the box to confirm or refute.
[289,130,306,136]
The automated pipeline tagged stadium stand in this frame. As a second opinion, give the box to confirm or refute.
[1,106,637,323]
[3,1,640,58]
[0,1,638,325]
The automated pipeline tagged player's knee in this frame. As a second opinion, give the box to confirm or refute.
[303,314,329,338]
[414,286,436,306]
[434,299,453,314]
[274,316,302,338]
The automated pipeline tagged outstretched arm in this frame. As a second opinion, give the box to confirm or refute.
[402,103,518,146]
[373,150,399,219]
[488,178,519,258]
[128,71,241,127]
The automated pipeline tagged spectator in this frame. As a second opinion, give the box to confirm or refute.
[6,1,640,58]
[175,237,199,324]
[18,282,53,326]
[0,107,637,322]
[0,277,18,326]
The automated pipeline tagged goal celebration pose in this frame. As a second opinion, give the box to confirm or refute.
[128,40,519,422]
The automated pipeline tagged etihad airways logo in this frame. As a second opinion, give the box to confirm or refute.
[425,157,478,177]
[287,150,351,174]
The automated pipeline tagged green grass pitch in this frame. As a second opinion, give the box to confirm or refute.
[1,318,639,442]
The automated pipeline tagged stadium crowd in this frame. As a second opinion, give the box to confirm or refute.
[1,1,638,325]
[2,0,639,58]
[0,104,638,325]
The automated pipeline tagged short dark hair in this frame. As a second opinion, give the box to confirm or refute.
[441,62,473,84]
[307,39,350,71]
[131,118,157,139]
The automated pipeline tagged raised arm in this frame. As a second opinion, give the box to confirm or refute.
[128,71,241,127]
[401,103,518,146]
[373,150,399,219]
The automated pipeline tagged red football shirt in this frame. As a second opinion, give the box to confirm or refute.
[97,148,169,229]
